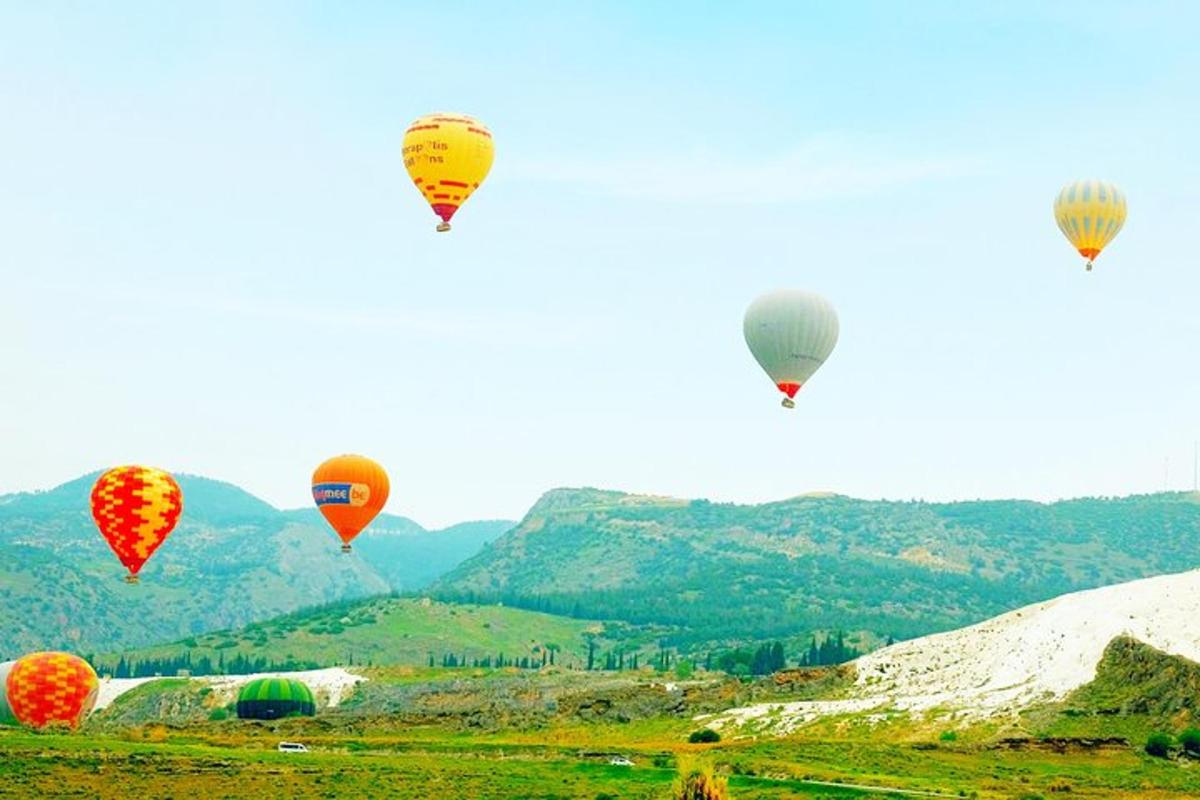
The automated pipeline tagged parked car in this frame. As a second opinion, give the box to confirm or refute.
[608,756,633,767]
[277,742,309,753]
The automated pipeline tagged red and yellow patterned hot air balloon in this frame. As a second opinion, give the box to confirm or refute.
[311,454,389,553]
[402,113,494,232]
[6,652,99,730]
[90,465,183,583]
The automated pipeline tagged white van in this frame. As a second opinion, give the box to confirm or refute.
[277,742,309,753]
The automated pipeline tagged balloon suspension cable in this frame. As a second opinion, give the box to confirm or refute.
[781,397,796,409]
[341,543,353,554]
[124,573,140,585]
[436,222,451,233]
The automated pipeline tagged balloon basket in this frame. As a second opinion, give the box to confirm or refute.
[781,397,796,409]
[124,573,140,585]
[341,543,352,554]
[1086,261,1093,271]
[436,222,451,233]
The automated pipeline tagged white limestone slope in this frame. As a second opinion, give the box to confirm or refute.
[93,667,364,712]
[712,568,1200,733]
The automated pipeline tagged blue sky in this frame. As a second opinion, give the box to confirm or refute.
[3,2,1199,526]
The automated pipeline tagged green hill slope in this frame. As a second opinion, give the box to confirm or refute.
[98,596,665,673]
[433,488,1200,644]
[0,474,512,656]
[1027,637,1200,742]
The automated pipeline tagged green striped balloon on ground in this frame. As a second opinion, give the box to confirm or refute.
[235,678,316,720]
[0,662,16,726]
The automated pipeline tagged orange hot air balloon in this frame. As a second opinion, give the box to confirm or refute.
[6,652,99,730]
[311,455,390,553]
[90,465,183,583]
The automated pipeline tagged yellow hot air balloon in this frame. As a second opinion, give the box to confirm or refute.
[1053,179,1127,271]
[403,113,494,232]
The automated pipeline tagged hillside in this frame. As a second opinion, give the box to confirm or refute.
[712,567,1200,734]
[434,488,1200,644]
[96,596,668,674]
[0,474,512,655]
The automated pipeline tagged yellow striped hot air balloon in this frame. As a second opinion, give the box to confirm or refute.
[402,113,494,232]
[1053,179,1127,271]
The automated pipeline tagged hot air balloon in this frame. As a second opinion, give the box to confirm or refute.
[90,465,183,583]
[402,113,494,232]
[236,678,316,720]
[743,290,839,409]
[5,652,99,730]
[1053,179,1127,271]
[0,661,16,726]
[311,454,389,552]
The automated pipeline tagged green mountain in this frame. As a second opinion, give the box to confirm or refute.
[0,474,512,656]
[432,488,1200,645]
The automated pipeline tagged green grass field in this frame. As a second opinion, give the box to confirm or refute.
[4,716,1199,799]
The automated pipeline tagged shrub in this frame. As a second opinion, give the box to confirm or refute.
[939,730,958,742]
[1145,732,1173,758]
[675,768,728,800]
[1179,728,1200,756]
[675,661,695,680]
[208,709,228,721]
[688,729,720,744]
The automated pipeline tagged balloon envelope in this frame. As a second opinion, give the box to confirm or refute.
[312,454,390,552]
[1053,179,1126,270]
[402,113,494,231]
[236,678,316,720]
[743,290,839,408]
[90,465,183,582]
[6,652,98,730]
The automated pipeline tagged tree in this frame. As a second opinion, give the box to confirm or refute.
[1146,732,1173,758]
[1179,728,1200,756]
[769,642,786,672]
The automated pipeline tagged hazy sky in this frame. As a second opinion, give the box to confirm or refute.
[3,2,1200,526]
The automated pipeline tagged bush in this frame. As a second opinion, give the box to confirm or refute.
[688,729,720,744]
[939,730,958,742]
[208,709,228,721]
[1145,732,1173,758]
[675,769,728,800]
[1179,728,1200,756]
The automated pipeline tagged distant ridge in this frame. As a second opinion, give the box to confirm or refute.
[435,487,1200,647]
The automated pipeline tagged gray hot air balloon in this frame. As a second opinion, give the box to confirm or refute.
[743,289,839,408]
[0,661,16,726]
